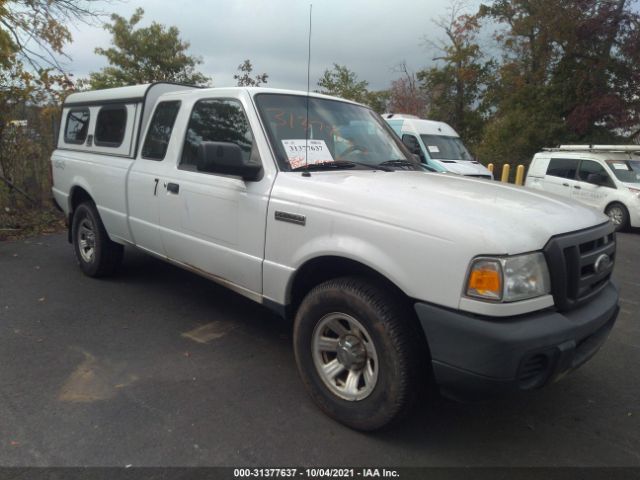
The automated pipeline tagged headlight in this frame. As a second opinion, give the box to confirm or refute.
[466,252,551,302]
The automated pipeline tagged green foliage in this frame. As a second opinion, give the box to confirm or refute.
[317,64,389,113]
[473,0,639,164]
[417,5,493,149]
[234,59,268,87]
[87,8,210,89]
[317,64,370,104]
[0,0,100,71]
[365,90,390,114]
[0,1,95,220]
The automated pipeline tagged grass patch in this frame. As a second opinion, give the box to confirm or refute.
[0,205,66,241]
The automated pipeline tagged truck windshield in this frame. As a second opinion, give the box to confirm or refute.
[255,93,414,171]
[420,134,473,161]
[606,160,640,183]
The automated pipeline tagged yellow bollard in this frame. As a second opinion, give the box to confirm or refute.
[501,164,510,183]
[488,163,494,175]
[515,165,525,186]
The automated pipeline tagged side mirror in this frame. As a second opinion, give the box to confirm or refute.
[196,141,262,181]
[401,136,420,154]
[587,173,606,186]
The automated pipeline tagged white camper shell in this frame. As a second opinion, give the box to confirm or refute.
[58,83,200,157]
[383,114,493,179]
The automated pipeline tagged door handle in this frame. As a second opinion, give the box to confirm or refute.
[562,183,569,187]
[574,185,581,189]
[167,182,180,194]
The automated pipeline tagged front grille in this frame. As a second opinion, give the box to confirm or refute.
[543,222,616,312]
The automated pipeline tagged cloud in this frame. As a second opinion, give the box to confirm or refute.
[63,0,478,90]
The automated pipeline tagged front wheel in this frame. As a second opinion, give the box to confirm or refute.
[293,277,422,431]
[71,202,123,277]
[605,202,629,232]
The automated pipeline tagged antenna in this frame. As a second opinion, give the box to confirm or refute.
[305,3,312,168]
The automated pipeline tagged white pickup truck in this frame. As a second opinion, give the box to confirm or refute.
[51,83,620,431]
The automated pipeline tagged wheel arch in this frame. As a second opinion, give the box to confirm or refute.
[604,200,629,213]
[288,255,435,403]
[604,200,630,231]
[288,256,407,314]
[286,256,431,362]
[68,185,95,242]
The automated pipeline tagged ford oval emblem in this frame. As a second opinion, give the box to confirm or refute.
[594,254,611,274]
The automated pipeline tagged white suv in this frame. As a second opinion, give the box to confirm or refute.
[526,145,640,231]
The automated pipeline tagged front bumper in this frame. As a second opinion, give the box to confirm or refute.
[415,281,619,400]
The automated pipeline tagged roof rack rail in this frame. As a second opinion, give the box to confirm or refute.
[543,144,640,152]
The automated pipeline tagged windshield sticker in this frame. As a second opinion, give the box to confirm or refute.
[427,145,440,153]
[611,163,630,170]
[282,139,334,169]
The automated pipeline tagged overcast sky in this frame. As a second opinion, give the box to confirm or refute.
[62,0,482,91]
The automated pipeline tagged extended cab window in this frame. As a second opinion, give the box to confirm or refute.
[64,109,90,144]
[578,160,615,188]
[95,105,127,147]
[547,158,578,179]
[180,99,256,169]
[142,101,181,160]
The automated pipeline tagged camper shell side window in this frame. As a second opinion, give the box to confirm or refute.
[64,108,90,145]
[95,105,128,148]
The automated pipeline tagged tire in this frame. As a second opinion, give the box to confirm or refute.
[605,202,629,232]
[71,202,123,277]
[293,276,423,431]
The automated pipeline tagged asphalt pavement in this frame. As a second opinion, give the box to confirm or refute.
[0,231,638,467]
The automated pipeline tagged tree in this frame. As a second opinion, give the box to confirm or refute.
[387,61,428,117]
[476,0,640,164]
[234,59,268,87]
[418,2,490,145]
[317,63,387,112]
[0,0,101,71]
[87,8,210,89]
[364,90,390,114]
[317,64,370,104]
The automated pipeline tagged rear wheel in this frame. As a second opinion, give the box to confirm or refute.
[293,276,422,431]
[605,202,629,232]
[72,202,123,277]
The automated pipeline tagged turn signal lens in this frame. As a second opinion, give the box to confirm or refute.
[467,260,502,300]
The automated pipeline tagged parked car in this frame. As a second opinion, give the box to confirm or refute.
[52,84,619,430]
[525,145,640,231]
[382,113,493,179]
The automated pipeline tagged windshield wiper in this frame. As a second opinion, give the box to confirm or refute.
[293,161,392,172]
[378,159,422,171]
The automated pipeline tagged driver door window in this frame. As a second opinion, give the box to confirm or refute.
[577,160,615,188]
[180,98,258,173]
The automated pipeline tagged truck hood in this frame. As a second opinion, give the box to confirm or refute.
[275,170,608,255]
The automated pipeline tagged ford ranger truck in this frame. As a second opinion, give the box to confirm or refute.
[51,83,620,431]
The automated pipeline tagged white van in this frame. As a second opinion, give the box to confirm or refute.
[383,114,493,178]
[525,145,640,231]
